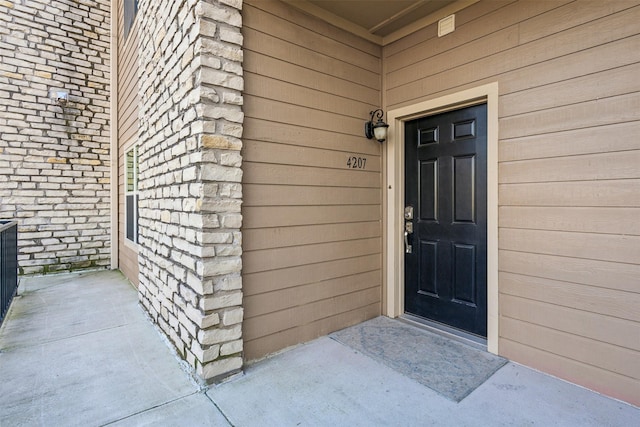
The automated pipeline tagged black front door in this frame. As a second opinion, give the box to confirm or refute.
[404,104,487,337]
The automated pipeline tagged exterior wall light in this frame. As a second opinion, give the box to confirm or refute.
[365,109,389,142]
[54,91,68,107]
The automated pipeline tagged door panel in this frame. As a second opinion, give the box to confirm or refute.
[405,104,488,337]
[453,243,476,304]
[419,160,438,221]
[454,155,476,223]
[419,240,438,295]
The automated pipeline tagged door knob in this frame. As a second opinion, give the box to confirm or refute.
[404,206,414,254]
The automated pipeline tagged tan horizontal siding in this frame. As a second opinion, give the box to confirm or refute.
[243,254,381,297]
[244,287,381,342]
[383,0,513,58]
[245,270,381,318]
[499,180,640,207]
[387,3,640,108]
[499,228,640,264]
[243,162,380,188]
[499,151,640,183]
[500,294,640,352]
[499,338,640,405]
[503,316,639,379]
[243,205,380,229]
[385,0,640,405]
[243,222,381,251]
[243,7,379,73]
[499,250,639,294]
[116,0,139,285]
[500,63,640,118]
[385,1,545,75]
[500,271,640,322]
[243,185,381,207]
[243,95,366,137]
[243,140,382,171]
[499,92,640,140]
[244,52,379,106]
[500,34,640,96]
[242,0,382,362]
[245,0,380,57]
[499,206,640,236]
[244,304,380,363]
[245,72,375,120]
[244,238,382,275]
[243,118,381,155]
[243,27,380,90]
[499,121,640,162]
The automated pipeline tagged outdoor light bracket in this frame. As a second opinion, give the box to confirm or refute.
[52,90,69,107]
[365,109,389,143]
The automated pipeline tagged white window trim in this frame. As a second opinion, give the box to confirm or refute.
[124,144,139,249]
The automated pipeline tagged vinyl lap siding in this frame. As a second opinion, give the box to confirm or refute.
[117,1,140,286]
[385,0,640,405]
[242,0,383,361]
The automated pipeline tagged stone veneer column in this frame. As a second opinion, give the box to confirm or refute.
[136,0,243,382]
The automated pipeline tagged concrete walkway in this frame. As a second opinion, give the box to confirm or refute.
[1,271,638,426]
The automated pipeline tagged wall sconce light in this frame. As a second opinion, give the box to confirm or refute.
[365,109,389,142]
[54,91,68,107]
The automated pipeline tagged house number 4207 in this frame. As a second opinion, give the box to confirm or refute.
[347,156,367,169]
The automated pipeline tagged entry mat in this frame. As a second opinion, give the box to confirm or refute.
[330,316,507,402]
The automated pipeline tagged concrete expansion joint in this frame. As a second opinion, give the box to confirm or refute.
[203,389,238,426]
[100,392,204,426]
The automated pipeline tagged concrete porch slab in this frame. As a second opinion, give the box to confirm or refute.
[0,270,224,426]
[1,270,638,426]
[207,336,639,427]
[1,270,140,349]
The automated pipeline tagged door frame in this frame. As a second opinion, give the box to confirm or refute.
[383,83,499,354]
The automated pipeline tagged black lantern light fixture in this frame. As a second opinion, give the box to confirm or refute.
[365,109,389,143]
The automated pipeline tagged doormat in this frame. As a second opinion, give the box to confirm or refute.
[330,316,507,402]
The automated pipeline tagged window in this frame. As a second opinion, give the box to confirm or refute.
[125,145,139,244]
[123,0,138,39]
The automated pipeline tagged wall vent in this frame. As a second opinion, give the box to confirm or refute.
[438,14,455,37]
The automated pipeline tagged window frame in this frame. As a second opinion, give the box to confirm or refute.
[123,0,138,40]
[124,144,139,246]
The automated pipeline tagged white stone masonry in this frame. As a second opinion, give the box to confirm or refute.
[0,0,111,274]
[136,0,244,383]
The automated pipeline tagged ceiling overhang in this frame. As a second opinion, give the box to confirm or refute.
[282,0,480,46]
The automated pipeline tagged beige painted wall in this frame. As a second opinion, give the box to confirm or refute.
[241,0,383,361]
[116,1,139,286]
[384,0,640,405]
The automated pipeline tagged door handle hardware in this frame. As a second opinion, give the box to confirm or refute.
[405,221,413,233]
[404,231,412,254]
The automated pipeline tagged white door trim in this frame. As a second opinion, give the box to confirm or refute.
[383,83,499,354]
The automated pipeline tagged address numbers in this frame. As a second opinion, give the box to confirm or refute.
[346,156,367,169]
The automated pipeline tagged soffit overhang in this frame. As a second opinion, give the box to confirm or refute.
[282,0,480,45]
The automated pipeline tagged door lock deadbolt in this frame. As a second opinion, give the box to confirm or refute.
[404,206,414,220]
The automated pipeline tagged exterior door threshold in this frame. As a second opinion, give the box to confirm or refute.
[399,314,487,351]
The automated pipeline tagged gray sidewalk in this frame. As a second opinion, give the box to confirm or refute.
[0,271,638,426]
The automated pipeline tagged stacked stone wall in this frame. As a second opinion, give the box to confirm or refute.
[0,0,111,274]
[136,0,244,382]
